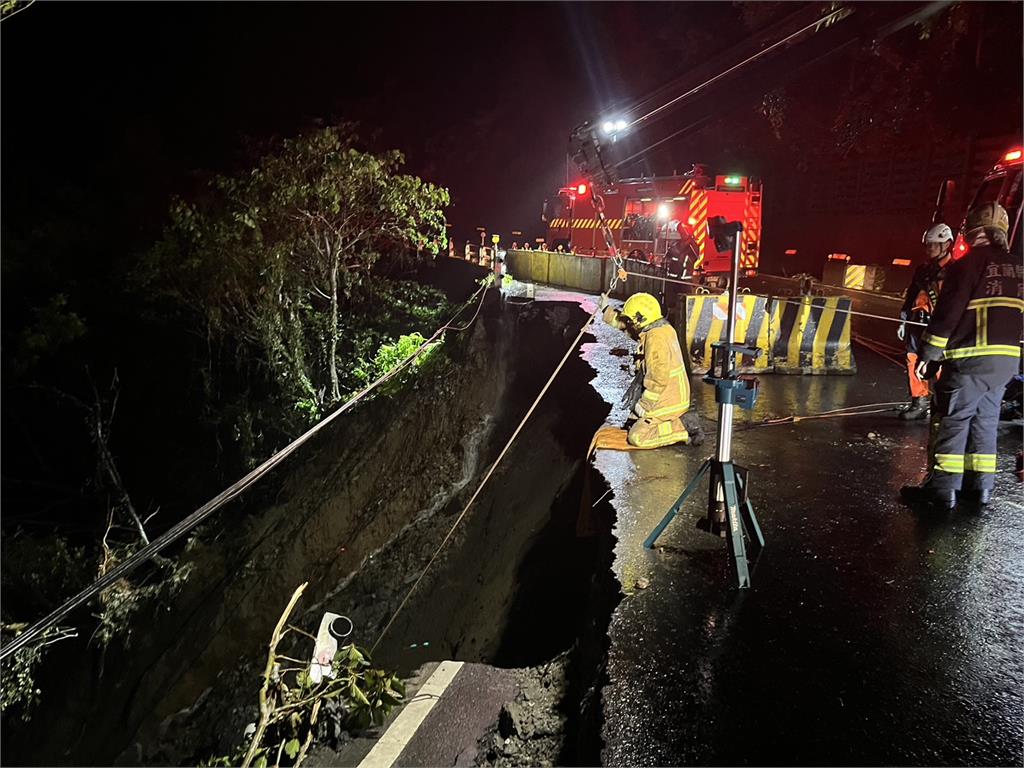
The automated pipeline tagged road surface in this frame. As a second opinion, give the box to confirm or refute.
[576,287,1024,766]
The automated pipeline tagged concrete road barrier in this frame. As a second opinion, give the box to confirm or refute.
[769,295,856,374]
[683,292,855,375]
[684,292,773,374]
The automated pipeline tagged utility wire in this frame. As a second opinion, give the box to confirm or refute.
[1,283,493,662]
[624,6,850,133]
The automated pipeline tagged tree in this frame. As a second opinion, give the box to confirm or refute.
[137,125,450,438]
[252,128,449,400]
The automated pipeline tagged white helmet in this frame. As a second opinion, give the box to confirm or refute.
[922,223,954,244]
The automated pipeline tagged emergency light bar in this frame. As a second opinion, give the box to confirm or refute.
[1005,149,1022,162]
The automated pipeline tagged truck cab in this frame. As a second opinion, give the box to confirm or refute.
[955,147,1023,256]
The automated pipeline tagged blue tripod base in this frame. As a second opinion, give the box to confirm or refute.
[643,457,765,588]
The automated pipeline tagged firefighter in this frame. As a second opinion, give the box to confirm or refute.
[897,223,955,419]
[900,202,1023,509]
[599,292,702,448]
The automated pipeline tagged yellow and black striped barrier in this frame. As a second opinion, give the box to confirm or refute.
[684,293,773,374]
[504,252,856,376]
[768,295,856,374]
[683,293,856,375]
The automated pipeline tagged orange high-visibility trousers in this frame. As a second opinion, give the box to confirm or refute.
[906,352,931,398]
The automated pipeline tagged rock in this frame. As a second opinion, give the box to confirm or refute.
[505,701,534,739]
[635,577,650,589]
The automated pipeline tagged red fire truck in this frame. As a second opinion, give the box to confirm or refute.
[543,169,763,275]
[953,146,1023,257]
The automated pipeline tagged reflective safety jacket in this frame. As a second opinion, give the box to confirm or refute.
[920,243,1024,363]
[900,259,947,353]
[901,260,945,321]
[635,319,690,420]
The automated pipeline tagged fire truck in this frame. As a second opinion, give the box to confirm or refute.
[543,168,763,276]
[954,146,1023,257]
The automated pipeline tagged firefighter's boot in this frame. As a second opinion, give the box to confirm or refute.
[683,412,705,447]
[958,488,994,508]
[899,485,957,510]
[899,397,930,421]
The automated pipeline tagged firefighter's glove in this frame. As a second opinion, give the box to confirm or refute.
[599,292,610,311]
[915,358,940,381]
[897,323,905,342]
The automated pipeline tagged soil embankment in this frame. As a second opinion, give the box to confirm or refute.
[4,270,621,766]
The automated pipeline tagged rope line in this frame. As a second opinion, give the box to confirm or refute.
[852,333,907,368]
[755,401,904,426]
[722,401,905,433]
[1,284,492,662]
[371,267,625,654]
[371,304,600,654]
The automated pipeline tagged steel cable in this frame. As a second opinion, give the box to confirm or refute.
[1,283,493,662]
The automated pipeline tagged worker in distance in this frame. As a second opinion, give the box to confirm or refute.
[901,202,1023,509]
[897,223,956,420]
[598,291,703,448]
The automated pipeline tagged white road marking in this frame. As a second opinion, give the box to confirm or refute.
[358,660,464,768]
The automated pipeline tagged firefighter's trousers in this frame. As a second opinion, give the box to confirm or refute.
[925,356,1017,492]
[627,415,689,449]
[905,352,931,399]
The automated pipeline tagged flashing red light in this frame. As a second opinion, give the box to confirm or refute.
[1005,149,1022,162]
[952,232,969,259]
[576,183,588,196]
[784,248,798,256]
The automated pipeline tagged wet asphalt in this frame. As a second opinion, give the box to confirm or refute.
[542,288,1024,766]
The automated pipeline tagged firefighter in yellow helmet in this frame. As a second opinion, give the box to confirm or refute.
[600,291,698,448]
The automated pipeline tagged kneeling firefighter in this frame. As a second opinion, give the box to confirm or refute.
[599,291,702,448]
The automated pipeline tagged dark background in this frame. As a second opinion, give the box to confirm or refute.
[3,2,1021,265]
[1,1,1021,528]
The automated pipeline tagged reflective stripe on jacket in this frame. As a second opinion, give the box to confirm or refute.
[636,320,690,420]
[920,243,1024,363]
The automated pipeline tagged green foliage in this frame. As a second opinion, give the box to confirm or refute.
[325,643,406,732]
[9,294,87,378]
[0,625,76,720]
[135,125,452,462]
[0,534,90,720]
[204,591,405,768]
[92,545,193,648]
[0,526,193,724]
[353,333,442,393]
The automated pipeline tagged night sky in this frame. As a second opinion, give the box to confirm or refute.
[3,2,746,249]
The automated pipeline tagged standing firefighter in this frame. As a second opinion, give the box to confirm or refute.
[897,223,955,419]
[600,292,701,448]
[901,203,1023,509]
